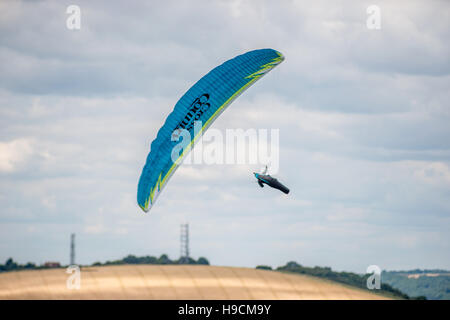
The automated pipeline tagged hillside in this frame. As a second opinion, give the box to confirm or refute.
[0,265,391,300]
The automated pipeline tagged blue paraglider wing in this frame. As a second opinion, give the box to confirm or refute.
[137,49,284,212]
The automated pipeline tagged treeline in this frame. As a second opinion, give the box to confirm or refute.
[92,254,209,266]
[0,258,42,272]
[257,261,426,300]
[0,254,209,273]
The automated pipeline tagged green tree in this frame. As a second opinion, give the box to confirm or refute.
[5,258,18,271]
[157,254,172,264]
[197,257,210,265]
[256,265,272,270]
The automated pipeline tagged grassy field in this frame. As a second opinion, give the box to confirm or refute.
[0,265,391,300]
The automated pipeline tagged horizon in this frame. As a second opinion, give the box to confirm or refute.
[2,252,450,274]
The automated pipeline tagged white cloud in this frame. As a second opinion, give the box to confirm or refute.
[0,138,33,172]
[414,161,450,185]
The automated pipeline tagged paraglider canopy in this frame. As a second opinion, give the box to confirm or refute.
[137,49,284,212]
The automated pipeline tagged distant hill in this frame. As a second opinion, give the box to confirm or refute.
[382,270,450,300]
[268,261,420,300]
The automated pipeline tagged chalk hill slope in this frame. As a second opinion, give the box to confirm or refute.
[0,265,390,300]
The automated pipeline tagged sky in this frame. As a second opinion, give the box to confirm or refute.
[0,0,449,273]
